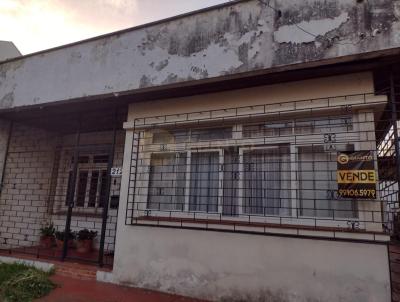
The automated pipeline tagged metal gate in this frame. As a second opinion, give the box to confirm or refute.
[61,143,115,266]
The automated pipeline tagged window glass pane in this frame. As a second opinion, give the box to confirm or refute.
[191,127,232,142]
[294,120,313,135]
[298,146,356,218]
[147,153,187,211]
[93,155,109,164]
[242,146,290,216]
[243,122,292,138]
[71,156,90,164]
[189,152,219,212]
[223,148,239,216]
[76,171,88,207]
[152,130,189,144]
[295,116,352,135]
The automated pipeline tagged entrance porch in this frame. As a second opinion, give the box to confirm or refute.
[0,103,127,267]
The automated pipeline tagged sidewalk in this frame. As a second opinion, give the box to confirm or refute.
[36,274,207,302]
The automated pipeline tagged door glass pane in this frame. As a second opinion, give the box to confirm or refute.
[98,170,108,208]
[88,171,99,208]
[189,152,219,212]
[76,171,88,207]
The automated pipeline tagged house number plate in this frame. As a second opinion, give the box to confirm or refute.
[111,167,123,177]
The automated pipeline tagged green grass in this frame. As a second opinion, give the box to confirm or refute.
[0,262,55,302]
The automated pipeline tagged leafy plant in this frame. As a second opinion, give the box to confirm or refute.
[0,263,55,302]
[55,230,75,241]
[77,229,97,241]
[40,223,55,237]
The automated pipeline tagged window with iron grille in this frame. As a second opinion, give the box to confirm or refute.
[65,154,109,209]
[129,115,361,227]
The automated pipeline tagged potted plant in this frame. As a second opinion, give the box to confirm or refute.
[55,230,76,250]
[76,229,97,254]
[39,223,55,249]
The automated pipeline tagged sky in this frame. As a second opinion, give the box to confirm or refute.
[0,0,229,55]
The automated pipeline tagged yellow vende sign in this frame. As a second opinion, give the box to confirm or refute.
[337,170,376,184]
[337,151,377,199]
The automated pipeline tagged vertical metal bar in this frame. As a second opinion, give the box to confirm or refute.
[62,118,81,261]
[99,108,118,267]
[131,130,141,223]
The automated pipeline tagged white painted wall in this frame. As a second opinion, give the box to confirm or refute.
[112,226,390,301]
[111,72,391,300]
[128,72,376,121]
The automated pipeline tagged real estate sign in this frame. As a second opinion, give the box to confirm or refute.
[337,151,377,199]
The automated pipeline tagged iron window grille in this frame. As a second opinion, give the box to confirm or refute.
[125,93,390,237]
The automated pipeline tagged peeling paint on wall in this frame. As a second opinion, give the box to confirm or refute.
[0,92,14,108]
[274,12,349,44]
[0,0,399,110]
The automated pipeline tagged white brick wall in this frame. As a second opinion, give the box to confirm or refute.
[0,124,124,253]
[0,123,57,248]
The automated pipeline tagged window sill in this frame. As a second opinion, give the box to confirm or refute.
[53,211,103,218]
[134,216,389,242]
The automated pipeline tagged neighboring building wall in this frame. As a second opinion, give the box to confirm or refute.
[0,119,10,192]
[0,123,57,248]
[0,41,21,62]
[113,72,391,301]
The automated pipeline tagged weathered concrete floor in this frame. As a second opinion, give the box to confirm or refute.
[36,274,207,302]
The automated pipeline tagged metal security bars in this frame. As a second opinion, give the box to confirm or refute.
[0,106,127,267]
[125,93,394,240]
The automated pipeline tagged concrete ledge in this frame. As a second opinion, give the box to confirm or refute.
[0,255,54,272]
[97,270,117,284]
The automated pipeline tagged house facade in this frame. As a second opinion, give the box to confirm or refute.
[1,0,400,301]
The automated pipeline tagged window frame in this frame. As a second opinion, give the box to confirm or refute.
[136,115,363,228]
[65,154,109,211]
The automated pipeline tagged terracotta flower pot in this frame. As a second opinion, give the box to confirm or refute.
[76,239,93,254]
[56,239,75,250]
[40,236,54,249]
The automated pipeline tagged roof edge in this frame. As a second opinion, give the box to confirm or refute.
[0,0,249,65]
[1,47,399,115]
